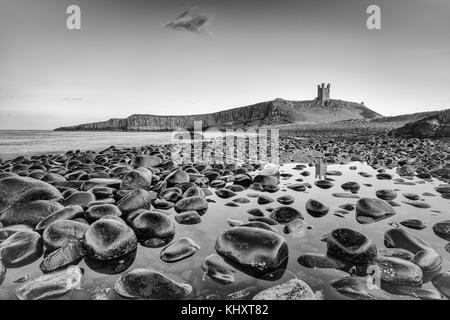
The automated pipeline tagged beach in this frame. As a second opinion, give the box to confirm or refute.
[0,134,449,300]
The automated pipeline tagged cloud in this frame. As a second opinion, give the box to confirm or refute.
[163,7,212,34]
[60,97,84,101]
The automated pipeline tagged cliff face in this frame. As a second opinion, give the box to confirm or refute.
[392,109,450,138]
[56,118,128,131]
[54,98,381,132]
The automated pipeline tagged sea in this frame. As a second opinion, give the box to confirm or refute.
[0,130,175,160]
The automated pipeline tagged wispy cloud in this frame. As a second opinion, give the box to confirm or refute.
[59,97,84,101]
[163,7,212,35]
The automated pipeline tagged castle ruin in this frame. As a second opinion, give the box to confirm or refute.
[316,83,331,106]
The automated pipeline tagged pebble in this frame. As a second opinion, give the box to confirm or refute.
[433,220,450,241]
[331,277,388,300]
[400,219,426,230]
[287,183,306,192]
[174,196,208,215]
[374,256,423,286]
[35,205,84,233]
[248,217,279,225]
[247,208,265,217]
[305,199,329,218]
[174,211,202,225]
[297,253,346,269]
[257,195,274,205]
[252,279,317,300]
[233,197,250,204]
[276,195,295,205]
[215,189,237,199]
[403,193,420,201]
[85,204,122,222]
[40,241,86,273]
[403,201,431,209]
[202,254,235,285]
[378,248,414,261]
[269,206,303,223]
[314,180,334,189]
[15,266,83,300]
[332,193,360,199]
[375,190,397,200]
[283,219,305,235]
[160,237,200,262]
[114,268,192,299]
[431,271,450,299]
[341,182,360,193]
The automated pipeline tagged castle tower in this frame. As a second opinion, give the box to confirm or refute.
[316,83,331,106]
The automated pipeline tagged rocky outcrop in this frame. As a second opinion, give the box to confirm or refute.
[54,98,380,132]
[393,109,450,138]
[55,118,128,131]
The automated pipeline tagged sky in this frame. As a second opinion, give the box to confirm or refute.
[0,0,449,130]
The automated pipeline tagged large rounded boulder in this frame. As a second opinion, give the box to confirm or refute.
[0,176,63,227]
[83,218,137,260]
[374,256,423,286]
[165,169,189,187]
[215,226,288,273]
[174,196,208,215]
[42,220,89,250]
[269,206,303,223]
[327,228,377,263]
[120,170,153,190]
[0,231,43,267]
[131,211,175,239]
[356,198,396,224]
[117,189,153,215]
[114,268,192,299]
[252,279,317,300]
[35,205,84,233]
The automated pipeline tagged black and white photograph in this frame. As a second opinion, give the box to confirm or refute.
[0,0,450,307]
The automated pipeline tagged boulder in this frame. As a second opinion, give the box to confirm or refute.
[174,196,208,215]
[131,211,175,239]
[15,266,83,300]
[0,231,43,266]
[252,279,317,300]
[114,268,192,299]
[269,206,303,223]
[374,256,423,286]
[117,189,153,215]
[215,226,288,273]
[327,228,377,263]
[40,241,86,273]
[160,237,200,262]
[35,205,84,233]
[120,170,153,190]
[84,219,137,260]
[356,198,396,224]
[42,220,88,250]
[201,254,235,285]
